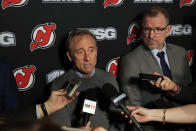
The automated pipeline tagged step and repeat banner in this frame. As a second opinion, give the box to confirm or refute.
[0,0,195,106]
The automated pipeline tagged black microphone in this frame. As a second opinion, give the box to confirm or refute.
[63,78,82,98]
[102,83,144,131]
[139,73,163,82]
[81,89,97,126]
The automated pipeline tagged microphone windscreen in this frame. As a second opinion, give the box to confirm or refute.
[84,89,97,101]
[102,83,118,99]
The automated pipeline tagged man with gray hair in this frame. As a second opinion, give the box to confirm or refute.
[50,29,122,130]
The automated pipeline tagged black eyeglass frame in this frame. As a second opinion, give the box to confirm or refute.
[142,24,169,34]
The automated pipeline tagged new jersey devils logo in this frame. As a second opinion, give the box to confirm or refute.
[106,57,120,77]
[14,65,36,91]
[30,23,56,52]
[104,0,124,8]
[180,0,195,8]
[2,0,28,10]
[127,21,142,45]
[186,50,195,66]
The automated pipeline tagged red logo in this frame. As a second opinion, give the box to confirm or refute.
[127,21,142,45]
[180,0,195,8]
[106,57,120,77]
[14,65,36,91]
[103,0,124,8]
[186,50,195,66]
[30,23,56,52]
[2,0,28,9]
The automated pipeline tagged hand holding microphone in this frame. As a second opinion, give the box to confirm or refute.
[125,106,152,123]
[102,83,144,131]
[43,88,79,117]
[64,78,82,98]
[149,72,179,93]
[44,78,81,116]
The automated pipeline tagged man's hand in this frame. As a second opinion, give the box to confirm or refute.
[44,89,79,115]
[150,72,178,92]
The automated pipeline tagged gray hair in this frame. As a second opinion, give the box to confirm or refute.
[66,29,97,52]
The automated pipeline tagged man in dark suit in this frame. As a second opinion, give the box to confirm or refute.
[0,60,19,111]
[119,6,192,131]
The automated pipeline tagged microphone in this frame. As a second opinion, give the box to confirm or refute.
[64,78,82,98]
[139,73,163,82]
[81,89,97,126]
[102,83,143,131]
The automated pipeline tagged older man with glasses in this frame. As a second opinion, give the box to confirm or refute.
[119,6,192,131]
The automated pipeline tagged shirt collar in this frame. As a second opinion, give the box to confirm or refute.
[74,66,95,78]
[151,42,167,56]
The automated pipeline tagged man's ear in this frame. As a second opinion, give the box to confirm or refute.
[66,51,72,62]
[166,25,171,37]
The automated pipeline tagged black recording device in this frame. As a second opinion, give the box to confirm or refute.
[139,73,163,82]
[64,78,82,98]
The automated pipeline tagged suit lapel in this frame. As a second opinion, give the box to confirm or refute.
[166,44,177,80]
[141,45,163,74]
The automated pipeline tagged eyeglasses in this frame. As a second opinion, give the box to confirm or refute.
[143,24,169,34]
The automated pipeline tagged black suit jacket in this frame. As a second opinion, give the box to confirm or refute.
[0,60,19,110]
[0,106,37,120]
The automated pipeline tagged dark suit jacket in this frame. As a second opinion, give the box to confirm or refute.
[0,60,38,120]
[0,106,37,120]
[169,82,196,104]
[0,60,19,110]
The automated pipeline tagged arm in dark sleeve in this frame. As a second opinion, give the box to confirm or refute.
[0,106,37,119]
[168,82,196,104]
[166,49,192,102]
[119,55,142,106]
[0,61,19,110]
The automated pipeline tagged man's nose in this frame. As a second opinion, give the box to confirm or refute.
[83,51,90,61]
[149,29,155,38]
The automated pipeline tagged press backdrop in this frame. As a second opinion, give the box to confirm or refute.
[0,0,195,106]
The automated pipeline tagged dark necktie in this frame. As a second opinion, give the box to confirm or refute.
[157,51,172,79]
[157,51,173,108]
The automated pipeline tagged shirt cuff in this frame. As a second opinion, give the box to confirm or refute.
[169,83,181,96]
[36,105,41,119]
